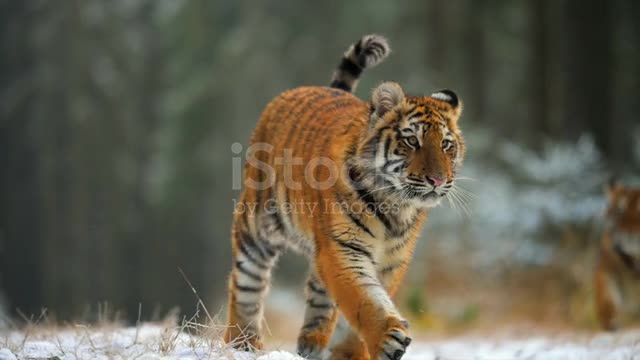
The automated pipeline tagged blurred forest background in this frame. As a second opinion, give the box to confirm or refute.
[1,0,639,336]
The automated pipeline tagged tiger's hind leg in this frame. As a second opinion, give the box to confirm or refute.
[594,263,621,331]
[296,271,339,359]
[594,258,621,331]
[225,224,282,350]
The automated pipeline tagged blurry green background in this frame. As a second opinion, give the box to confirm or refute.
[1,0,639,333]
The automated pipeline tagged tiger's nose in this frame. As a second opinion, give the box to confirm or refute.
[426,176,444,187]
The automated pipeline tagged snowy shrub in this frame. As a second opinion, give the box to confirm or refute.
[424,128,607,268]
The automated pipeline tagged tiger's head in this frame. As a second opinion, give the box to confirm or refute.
[352,82,465,208]
[605,179,640,233]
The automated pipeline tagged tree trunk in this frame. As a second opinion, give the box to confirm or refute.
[563,0,613,157]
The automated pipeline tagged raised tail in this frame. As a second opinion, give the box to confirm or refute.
[330,34,390,93]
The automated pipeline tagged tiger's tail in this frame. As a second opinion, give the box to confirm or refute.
[330,34,390,93]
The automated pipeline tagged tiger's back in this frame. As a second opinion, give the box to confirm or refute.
[251,86,368,177]
[241,87,369,248]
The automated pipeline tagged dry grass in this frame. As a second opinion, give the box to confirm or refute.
[0,305,293,360]
[0,269,294,359]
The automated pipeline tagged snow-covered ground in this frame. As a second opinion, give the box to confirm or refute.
[1,323,639,360]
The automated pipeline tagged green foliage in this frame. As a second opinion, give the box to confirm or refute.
[456,304,480,326]
[405,287,428,317]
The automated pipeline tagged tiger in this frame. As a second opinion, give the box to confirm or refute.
[594,179,640,330]
[224,34,465,360]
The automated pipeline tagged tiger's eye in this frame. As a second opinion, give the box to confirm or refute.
[442,139,453,150]
[405,136,419,147]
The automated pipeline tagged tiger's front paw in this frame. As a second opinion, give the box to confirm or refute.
[376,318,411,360]
[297,332,329,359]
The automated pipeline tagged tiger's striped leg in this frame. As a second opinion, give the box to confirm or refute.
[594,260,621,331]
[225,228,281,350]
[296,271,338,359]
[317,241,411,360]
[331,264,410,360]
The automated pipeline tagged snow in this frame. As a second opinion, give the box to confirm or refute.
[2,324,639,359]
[0,349,16,360]
[406,332,640,360]
[0,324,301,360]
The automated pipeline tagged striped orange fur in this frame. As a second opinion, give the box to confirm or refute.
[224,35,464,360]
[595,180,640,331]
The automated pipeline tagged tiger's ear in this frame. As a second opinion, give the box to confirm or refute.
[431,89,462,120]
[371,82,405,121]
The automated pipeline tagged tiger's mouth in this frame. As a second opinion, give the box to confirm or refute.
[404,184,446,198]
[402,184,445,207]
[366,171,448,207]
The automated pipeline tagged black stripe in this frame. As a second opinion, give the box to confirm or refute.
[307,279,327,295]
[384,350,397,360]
[342,264,365,271]
[389,333,405,347]
[346,211,375,238]
[383,135,391,163]
[302,315,329,331]
[235,261,264,282]
[330,79,351,92]
[262,244,276,258]
[387,237,411,254]
[277,93,324,186]
[271,208,285,232]
[336,240,374,262]
[380,263,400,275]
[337,57,363,77]
[260,239,279,258]
[384,159,405,169]
[406,108,421,120]
[243,231,270,262]
[348,166,396,233]
[235,283,264,293]
[237,232,268,270]
[354,39,363,56]
[307,300,334,309]
[357,186,394,230]
[355,185,377,213]
[388,223,412,238]
[367,41,385,55]
[354,270,377,281]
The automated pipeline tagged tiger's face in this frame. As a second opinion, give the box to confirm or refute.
[355,82,465,208]
[606,181,640,233]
